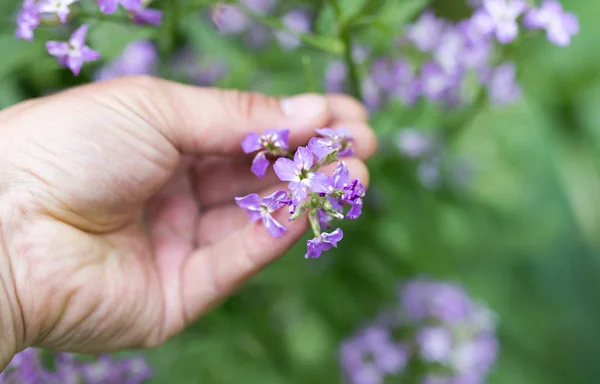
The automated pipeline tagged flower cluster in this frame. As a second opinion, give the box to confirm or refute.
[0,348,152,383]
[340,278,498,384]
[326,0,579,110]
[15,0,162,75]
[211,0,311,50]
[235,128,365,258]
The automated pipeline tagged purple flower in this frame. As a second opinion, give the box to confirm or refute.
[331,161,365,219]
[46,24,101,76]
[400,279,473,323]
[242,129,290,178]
[121,355,153,383]
[325,60,347,93]
[308,128,354,160]
[417,327,454,362]
[95,40,157,81]
[305,227,343,258]
[98,0,141,14]
[273,146,332,206]
[213,5,249,34]
[419,62,456,101]
[471,0,527,44]
[405,11,445,52]
[235,191,289,238]
[395,128,435,158]
[15,0,40,41]
[276,10,311,50]
[131,6,163,26]
[486,62,521,106]
[524,0,579,46]
[38,0,78,23]
[434,27,466,74]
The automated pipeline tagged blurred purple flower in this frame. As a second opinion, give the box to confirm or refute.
[46,24,100,75]
[405,10,445,52]
[471,0,527,44]
[235,191,289,238]
[487,62,521,106]
[524,0,579,46]
[213,5,249,34]
[95,40,157,81]
[131,6,162,26]
[276,10,311,50]
[395,128,436,158]
[325,60,347,93]
[417,326,454,362]
[419,62,455,101]
[305,227,343,258]
[15,0,40,41]
[274,147,332,205]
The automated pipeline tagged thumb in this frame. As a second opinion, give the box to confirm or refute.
[98,76,333,155]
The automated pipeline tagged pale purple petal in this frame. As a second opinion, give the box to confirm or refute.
[251,152,270,178]
[294,146,314,170]
[241,133,262,153]
[265,128,290,149]
[306,172,332,193]
[289,180,308,205]
[132,8,163,26]
[120,0,142,11]
[46,41,69,57]
[262,214,287,238]
[98,0,119,14]
[315,128,336,138]
[235,193,262,212]
[66,56,84,76]
[495,21,518,43]
[308,137,334,160]
[81,46,101,61]
[69,24,89,47]
[333,161,350,189]
[273,157,299,182]
[347,200,363,219]
[262,190,289,212]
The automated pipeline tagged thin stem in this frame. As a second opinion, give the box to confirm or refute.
[330,0,362,100]
[308,211,322,237]
[158,0,180,75]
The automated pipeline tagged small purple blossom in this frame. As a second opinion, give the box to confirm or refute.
[98,0,141,14]
[46,24,101,76]
[15,0,40,41]
[395,129,436,158]
[331,161,364,219]
[405,11,445,52]
[213,4,249,34]
[38,0,78,23]
[95,40,157,81]
[273,146,332,206]
[242,129,290,178]
[308,128,354,160]
[524,0,579,46]
[275,10,311,50]
[235,191,289,238]
[305,227,343,258]
[471,0,527,44]
[486,62,521,106]
[131,6,163,26]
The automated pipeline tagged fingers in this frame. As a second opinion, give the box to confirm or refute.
[88,76,374,157]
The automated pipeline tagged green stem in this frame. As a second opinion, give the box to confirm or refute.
[330,0,362,100]
[158,0,180,75]
[308,211,321,237]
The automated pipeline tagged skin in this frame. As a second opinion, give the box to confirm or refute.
[0,76,376,369]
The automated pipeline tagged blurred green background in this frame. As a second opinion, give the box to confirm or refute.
[2,0,600,383]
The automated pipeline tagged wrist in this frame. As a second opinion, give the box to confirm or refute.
[0,202,21,370]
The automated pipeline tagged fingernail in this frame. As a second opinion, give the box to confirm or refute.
[280,94,327,118]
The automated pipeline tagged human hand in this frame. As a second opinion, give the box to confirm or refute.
[0,76,376,368]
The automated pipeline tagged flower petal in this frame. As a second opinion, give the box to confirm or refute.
[66,55,84,76]
[81,46,101,62]
[69,24,89,47]
[305,172,332,193]
[332,161,350,189]
[294,146,314,170]
[46,41,69,57]
[241,132,262,153]
[121,0,142,11]
[308,137,334,160]
[315,128,336,138]
[235,193,262,214]
[273,157,299,182]
[98,0,119,14]
[289,180,308,206]
[262,213,287,238]
[251,152,270,178]
[262,190,289,212]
